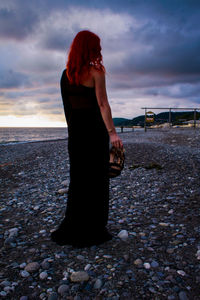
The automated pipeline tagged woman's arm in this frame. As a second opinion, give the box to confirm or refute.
[92,68,123,148]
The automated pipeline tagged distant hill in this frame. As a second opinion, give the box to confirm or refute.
[113,111,200,127]
[112,118,130,126]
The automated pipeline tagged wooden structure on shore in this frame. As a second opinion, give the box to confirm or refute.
[141,107,200,132]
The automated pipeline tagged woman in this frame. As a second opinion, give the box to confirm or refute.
[51,30,123,248]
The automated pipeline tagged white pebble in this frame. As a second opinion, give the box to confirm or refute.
[39,272,48,280]
[118,219,124,224]
[20,270,30,277]
[84,264,91,271]
[20,263,27,269]
[9,227,18,234]
[144,263,151,269]
[159,222,169,227]
[33,205,40,210]
[117,230,129,241]
[196,250,200,257]
[177,270,186,276]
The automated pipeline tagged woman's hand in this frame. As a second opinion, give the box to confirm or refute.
[109,132,123,149]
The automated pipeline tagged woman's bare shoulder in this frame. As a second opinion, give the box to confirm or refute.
[90,66,105,81]
[90,65,104,74]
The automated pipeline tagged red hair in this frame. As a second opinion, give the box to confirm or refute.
[66,30,105,85]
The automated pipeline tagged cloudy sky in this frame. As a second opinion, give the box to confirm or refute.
[0,0,200,127]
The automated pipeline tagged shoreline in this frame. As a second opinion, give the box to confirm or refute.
[0,138,68,147]
[0,126,198,147]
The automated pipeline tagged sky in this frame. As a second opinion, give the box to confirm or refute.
[0,0,200,127]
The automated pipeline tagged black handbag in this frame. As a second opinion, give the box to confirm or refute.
[108,146,125,178]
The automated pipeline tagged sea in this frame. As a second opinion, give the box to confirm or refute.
[0,127,134,146]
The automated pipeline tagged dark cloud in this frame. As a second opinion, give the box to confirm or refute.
[0,5,39,40]
[123,35,200,77]
[0,69,30,89]
[40,31,71,51]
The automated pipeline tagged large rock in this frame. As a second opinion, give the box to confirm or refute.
[25,262,40,272]
[70,271,89,282]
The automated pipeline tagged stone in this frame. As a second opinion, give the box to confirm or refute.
[48,292,58,300]
[25,262,40,272]
[58,188,68,194]
[123,254,129,261]
[41,261,50,269]
[103,255,112,258]
[39,292,46,299]
[144,263,151,269]
[20,270,30,277]
[8,227,19,238]
[4,286,13,292]
[167,248,174,254]
[134,259,143,266]
[33,205,40,210]
[57,284,69,295]
[117,230,128,241]
[70,271,89,282]
[77,255,84,260]
[94,279,102,289]
[4,237,15,244]
[39,271,48,280]
[20,297,28,300]
[74,296,82,300]
[0,291,7,297]
[159,222,169,227]
[20,263,27,268]
[178,291,188,300]
[0,280,11,287]
[84,264,91,271]
[177,270,186,276]
[168,296,176,300]
[151,261,159,268]
[61,180,68,186]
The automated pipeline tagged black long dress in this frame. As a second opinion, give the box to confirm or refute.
[51,69,112,247]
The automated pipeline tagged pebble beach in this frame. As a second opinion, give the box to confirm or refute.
[0,128,200,300]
